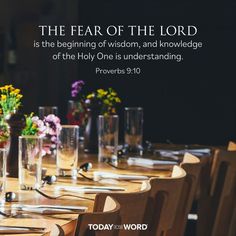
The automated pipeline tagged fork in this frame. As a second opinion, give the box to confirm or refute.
[35,189,94,201]
[0,210,11,217]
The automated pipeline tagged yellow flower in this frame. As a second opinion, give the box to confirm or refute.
[16,94,23,99]
[14,89,20,94]
[97,89,108,96]
[111,91,117,96]
[32,123,37,129]
[115,97,121,103]
[1,95,7,101]
[87,93,95,99]
[4,85,10,90]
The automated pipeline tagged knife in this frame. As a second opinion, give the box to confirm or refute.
[55,185,125,192]
[93,171,149,180]
[12,204,87,212]
[0,225,45,234]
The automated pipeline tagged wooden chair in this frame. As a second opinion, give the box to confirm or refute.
[194,152,214,236]
[166,153,201,236]
[227,141,236,151]
[143,165,186,236]
[50,224,65,236]
[227,141,236,236]
[206,150,236,236]
[93,181,151,236]
[74,196,121,236]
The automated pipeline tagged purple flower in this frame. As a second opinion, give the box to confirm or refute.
[44,114,62,144]
[71,80,85,98]
[71,89,78,98]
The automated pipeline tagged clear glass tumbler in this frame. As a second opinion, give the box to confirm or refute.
[56,125,79,178]
[19,136,43,190]
[0,148,6,205]
[124,107,143,153]
[38,106,58,119]
[98,115,119,163]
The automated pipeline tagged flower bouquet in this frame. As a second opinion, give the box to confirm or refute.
[0,84,24,177]
[22,113,61,156]
[85,88,121,115]
[0,85,23,149]
[0,84,23,119]
[83,88,121,153]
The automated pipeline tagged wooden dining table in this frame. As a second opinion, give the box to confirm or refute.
[0,152,171,236]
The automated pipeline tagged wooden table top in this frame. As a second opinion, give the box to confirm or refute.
[0,153,170,236]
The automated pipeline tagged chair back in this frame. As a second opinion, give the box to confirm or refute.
[166,153,201,236]
[74,196,121,236]
[209,150,236,236]
[227,141,236,236]
[227,141,236,151]
[195,152,214,236]
[143,165,186,236]
[93,181,151,236]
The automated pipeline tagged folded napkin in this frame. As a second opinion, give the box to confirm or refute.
[93,171,149,181]
[12,204,87,214]
[55,185,125,193]
[157,148,211,157]
[127,157,178,169]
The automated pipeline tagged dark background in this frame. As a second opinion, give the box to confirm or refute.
[0,0,235,145]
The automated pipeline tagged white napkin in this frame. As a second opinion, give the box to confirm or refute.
[93,171,149,181]
[157,148,211,157]
[127,157,178,169]
[55,185,125,193]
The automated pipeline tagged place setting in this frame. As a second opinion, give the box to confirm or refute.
[0,83,215,236]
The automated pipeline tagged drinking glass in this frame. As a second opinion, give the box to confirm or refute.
[98,115,119,163]
[57,125,79,178]
[124,107,143,153]
[38,106,58,119]
[19,136,43,190]
[0,149,6,205]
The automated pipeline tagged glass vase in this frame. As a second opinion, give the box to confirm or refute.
[18,136,43,190]
[124,107,143,154]
[67,100,86,141]
[98,115,119,163]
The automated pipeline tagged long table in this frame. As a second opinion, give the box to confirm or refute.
[0,153,170,236]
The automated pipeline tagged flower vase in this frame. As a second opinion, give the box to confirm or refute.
[67,100,86,141]
[6,112,26,177]
[84,108,99,153]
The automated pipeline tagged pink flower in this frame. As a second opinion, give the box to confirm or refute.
[31,116,47,137]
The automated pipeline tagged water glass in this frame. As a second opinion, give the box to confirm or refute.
[19,136,43,190]
[57,125,79,178]
[0,149,6,205]
[124,107,143,153]
[98,115,119,163]
[38,106,58,119]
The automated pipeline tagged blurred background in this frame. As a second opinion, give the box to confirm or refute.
[0,0,235,145]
